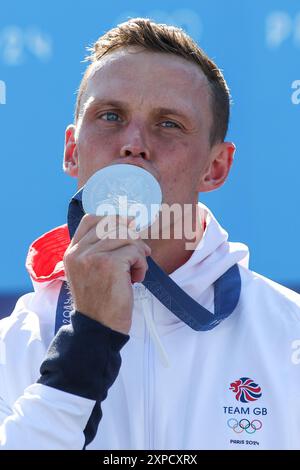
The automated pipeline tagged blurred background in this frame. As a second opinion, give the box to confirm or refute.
[0,0,299,319]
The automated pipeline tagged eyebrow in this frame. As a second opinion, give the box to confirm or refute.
[86,98,197,122]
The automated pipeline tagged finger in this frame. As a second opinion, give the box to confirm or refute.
[130,256,149,283]
[96,218,138,241]
[74,219,139,255]
[110,244,149,283]
[71,214,103,246]
[72,214,134,246]
[84,232,151,258]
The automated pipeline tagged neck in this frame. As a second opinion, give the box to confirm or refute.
[141,203,205,275]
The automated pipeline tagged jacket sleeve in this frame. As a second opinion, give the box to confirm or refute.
[0,311,129,449]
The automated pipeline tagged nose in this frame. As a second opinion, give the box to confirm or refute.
[120,128,150,160]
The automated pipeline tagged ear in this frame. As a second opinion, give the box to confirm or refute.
[198,142,235,193]
[63,124,79,177]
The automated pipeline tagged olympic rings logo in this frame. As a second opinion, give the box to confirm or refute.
[227,418,263,434]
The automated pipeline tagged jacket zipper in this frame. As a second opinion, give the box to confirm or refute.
[143,294,154,450]
[134,283,155,450]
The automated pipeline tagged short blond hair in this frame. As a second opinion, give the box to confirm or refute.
[75,18,230,146]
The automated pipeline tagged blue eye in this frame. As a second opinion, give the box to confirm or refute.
[101,112,121,121]
[161,121,180,128]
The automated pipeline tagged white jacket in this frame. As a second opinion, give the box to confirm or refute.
[0,203,300,450]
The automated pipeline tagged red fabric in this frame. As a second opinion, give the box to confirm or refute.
[26,225,70,283]
[26,213,207,283]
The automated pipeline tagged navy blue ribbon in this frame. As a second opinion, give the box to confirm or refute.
[55,189,241,334]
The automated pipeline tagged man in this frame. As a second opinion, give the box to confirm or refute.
[0,18,300,450]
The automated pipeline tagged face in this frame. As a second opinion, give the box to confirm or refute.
[64,47,235,207]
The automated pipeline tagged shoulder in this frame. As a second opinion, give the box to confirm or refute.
[238,264,300,323]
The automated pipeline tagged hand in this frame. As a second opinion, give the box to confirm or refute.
[63,214,151,334]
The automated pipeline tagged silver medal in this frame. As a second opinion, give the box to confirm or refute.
[82,164,162,231]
